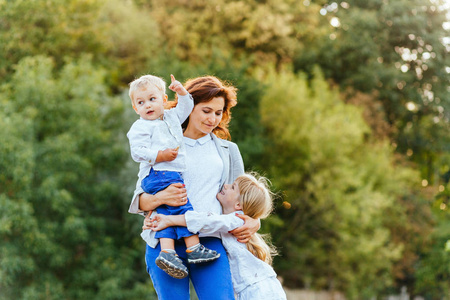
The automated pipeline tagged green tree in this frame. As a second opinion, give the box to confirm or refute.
[0,0,161,86]
[291,1,449,291]
[0,0,106,79]
[259,67,421,298]
[134,0,324,68]
[0,56,153,299]
[414,183,450,299]
[293,0,450,184]
[1,0,447,297]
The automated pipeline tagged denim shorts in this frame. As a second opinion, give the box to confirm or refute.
[142,168,194,240]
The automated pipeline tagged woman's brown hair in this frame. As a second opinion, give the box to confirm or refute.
[169,76,237,140]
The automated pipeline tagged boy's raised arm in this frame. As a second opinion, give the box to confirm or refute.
[168,74,188,96]
[168,74,194,123]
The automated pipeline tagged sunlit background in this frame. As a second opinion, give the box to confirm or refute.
[0,0,449,299]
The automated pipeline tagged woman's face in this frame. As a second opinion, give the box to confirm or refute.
[184,96,225,139]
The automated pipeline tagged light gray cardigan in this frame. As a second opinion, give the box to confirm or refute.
[128,133,244,247]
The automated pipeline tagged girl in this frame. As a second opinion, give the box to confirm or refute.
[146,173,287,300]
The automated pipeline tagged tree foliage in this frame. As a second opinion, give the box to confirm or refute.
[293,0,450,185]
[0,56,153,299]
[259,67,423,298]
[0,0,448,298]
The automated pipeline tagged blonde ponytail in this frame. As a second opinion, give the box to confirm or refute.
[247,233,278,265]
[235,173,278,265]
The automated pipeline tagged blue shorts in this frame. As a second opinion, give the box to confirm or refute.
[141,168,194,240]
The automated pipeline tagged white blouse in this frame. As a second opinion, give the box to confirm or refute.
[183,134,223,216]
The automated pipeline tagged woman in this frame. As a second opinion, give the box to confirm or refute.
[128,76,260,299]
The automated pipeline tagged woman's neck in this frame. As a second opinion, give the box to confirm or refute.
[183,128,208,140]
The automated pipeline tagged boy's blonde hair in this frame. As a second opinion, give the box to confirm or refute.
[235,173,278,265]
[128,75,166,105]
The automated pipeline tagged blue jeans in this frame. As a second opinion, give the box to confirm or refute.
[145,237,235,300]
[142,169,194,240]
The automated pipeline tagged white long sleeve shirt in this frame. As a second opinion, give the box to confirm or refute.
[185,211,278,294]
[127,93,194,180]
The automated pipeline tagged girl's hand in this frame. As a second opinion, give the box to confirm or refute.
[142,213,153,230]
[230,214,260,243]
[142,214,171,232]
[168,74,188,96]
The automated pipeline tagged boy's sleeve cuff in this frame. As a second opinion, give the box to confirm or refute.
[148,150,159,165]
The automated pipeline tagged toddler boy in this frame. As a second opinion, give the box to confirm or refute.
[127,74,220,279]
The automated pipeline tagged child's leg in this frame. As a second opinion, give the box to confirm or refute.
[160,238,175,251]
[183,234,200,248]
[156,238,188,279]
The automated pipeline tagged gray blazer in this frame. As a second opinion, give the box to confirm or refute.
[211,133,245,191]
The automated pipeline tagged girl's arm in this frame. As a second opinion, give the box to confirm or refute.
[146,211,244,235]
[185,211,244,235]
[145,213,187,230]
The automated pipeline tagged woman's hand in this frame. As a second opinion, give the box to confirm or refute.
[157,183,188,206]
[230,214,260,243]
[139,183,187,211]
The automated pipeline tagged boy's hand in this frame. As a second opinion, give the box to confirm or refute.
[168,74,188,96]
[155,147,179,163]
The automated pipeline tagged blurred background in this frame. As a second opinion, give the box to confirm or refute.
[0,0,449,299]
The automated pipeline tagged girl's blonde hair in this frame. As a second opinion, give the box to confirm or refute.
[235,173,278,265]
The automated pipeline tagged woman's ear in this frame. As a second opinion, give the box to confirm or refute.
[234,201,242,211]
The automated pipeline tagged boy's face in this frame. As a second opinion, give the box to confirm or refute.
[132,85,167,121]
[216,181,241,214]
